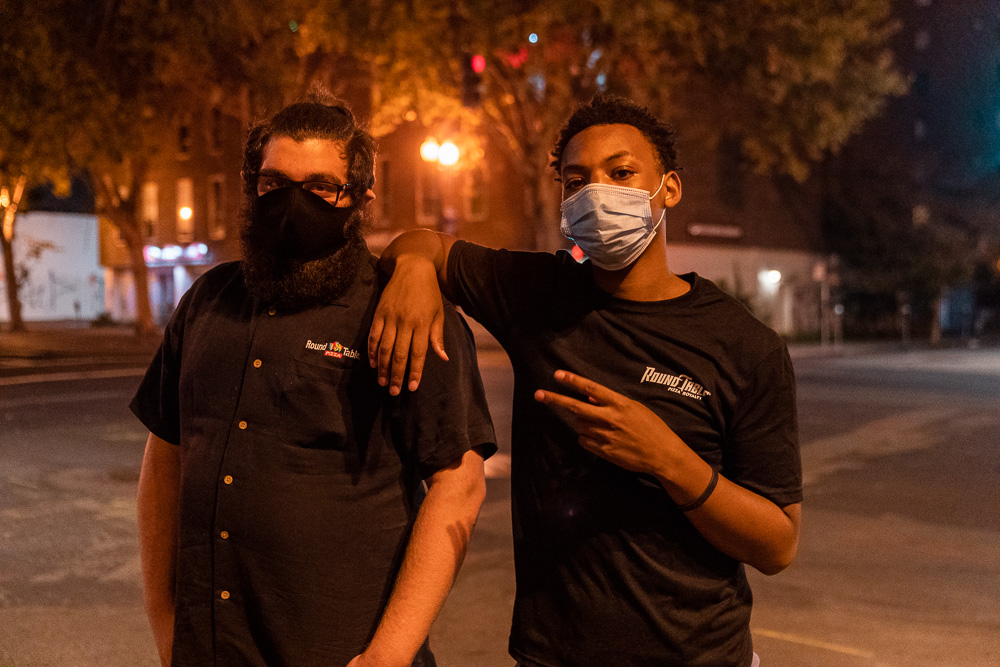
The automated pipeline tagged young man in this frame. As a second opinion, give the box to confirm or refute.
[133,96,496,667]
[369,94,802,666]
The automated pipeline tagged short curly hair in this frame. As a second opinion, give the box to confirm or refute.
[550,94,679,177]
[242,92,376,207]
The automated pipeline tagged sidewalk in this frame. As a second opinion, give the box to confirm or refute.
[0,320,163,360]
[3,319,997,368]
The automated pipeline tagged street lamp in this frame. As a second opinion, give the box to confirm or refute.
[420,138,440,163]
[438,141,460,166]
[178,206,193,221]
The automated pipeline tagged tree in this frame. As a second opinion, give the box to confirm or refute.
[44,0,257,335]
[823,178,976,341]
[0,0,77,330]
[349,0,909,248]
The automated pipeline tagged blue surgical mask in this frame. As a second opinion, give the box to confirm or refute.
[559,176,666,271]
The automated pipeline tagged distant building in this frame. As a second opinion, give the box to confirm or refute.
[0,211,105,322]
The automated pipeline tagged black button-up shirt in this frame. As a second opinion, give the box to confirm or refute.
[131,258,495,666]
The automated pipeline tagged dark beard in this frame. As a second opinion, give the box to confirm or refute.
[239,204,371,311]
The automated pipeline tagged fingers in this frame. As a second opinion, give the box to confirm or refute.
[406,323,430,393]
[430,310,448,362]
[388,327,414,396]
[367,314,385,368]
[533,388,603,422]
[552,370,619,405]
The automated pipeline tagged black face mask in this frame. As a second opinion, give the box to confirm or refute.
[251,187,353,261]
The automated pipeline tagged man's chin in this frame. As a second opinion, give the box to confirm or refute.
[241,233,369,310]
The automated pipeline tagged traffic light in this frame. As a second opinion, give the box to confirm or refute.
[462,52,484,107]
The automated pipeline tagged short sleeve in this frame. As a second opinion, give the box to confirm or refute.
[723,346,802,507]
[391,302,497,479]
[447,240,571,346]
[128,291,193,445]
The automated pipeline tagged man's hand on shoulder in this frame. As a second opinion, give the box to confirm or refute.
[369,255,448,396]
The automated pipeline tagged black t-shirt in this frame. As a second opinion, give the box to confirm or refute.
[130,257,496,667]
[447,241,801,667]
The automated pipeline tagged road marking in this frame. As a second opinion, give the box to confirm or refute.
[0,368,147,387]
[753,628,875,659]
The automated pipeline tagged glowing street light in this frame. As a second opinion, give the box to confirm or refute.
[764,269,782,285]
[438,141,460,166]
[179,206,193,221]
[420,138,440,163]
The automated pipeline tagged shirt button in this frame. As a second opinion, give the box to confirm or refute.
[220,530,229,539]
[220,590,230,600]
[268,307,276,316]
[224,475,233,485]
[238,420,247,430]
[253,359,262,368]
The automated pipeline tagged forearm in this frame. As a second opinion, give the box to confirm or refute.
[655,452,800,575]
[137,433,181,664]
[361,450,486,666]
[378,230,452,290]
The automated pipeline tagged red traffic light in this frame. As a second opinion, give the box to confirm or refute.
[471,54,486,74]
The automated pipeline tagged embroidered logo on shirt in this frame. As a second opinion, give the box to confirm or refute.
[640,367,711,400]
[305,339,361,360]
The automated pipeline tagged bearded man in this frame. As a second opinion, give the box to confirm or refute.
[132,95,495,667]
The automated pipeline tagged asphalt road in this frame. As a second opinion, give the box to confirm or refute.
[1,344,998,666]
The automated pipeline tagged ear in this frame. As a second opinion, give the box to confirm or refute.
[662,171,682,209]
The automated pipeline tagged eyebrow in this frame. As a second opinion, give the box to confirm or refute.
[561,150,635,173]
[258,168,345,183]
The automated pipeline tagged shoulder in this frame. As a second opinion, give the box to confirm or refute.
[685,273,787,367]
[450,240,589,283]
[191,261,245,297]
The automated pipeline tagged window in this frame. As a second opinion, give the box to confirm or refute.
[208,107,223,154]
[912,204,930,227]
[176,178,194,242]
[141,182,159,239]
[463,166,488,222]
[914,29,931,51]
[178,113,193,157]
[208,175,226,240]
[914,119,927,141]
[415,163,442,227]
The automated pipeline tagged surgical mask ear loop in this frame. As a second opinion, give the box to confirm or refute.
[649,174,666,200]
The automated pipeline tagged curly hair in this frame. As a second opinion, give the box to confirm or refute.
[242,91,376,207]
[550,94,680,177]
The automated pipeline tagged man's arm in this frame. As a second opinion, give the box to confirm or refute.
[137,433,181,667]
[369,230,458,395]
[535,371,800,575]
[348,448,487,667]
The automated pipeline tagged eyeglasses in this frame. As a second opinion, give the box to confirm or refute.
[257,175,353,204]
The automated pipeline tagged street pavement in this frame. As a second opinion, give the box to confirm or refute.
[1,322,999,666]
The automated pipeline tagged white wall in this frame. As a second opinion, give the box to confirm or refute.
[0,212,105,322]
[666,243,822,335]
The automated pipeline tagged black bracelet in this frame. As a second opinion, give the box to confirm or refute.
[677,468,719,512]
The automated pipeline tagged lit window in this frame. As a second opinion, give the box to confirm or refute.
[176,178,194,242]
[914,119,927,140]
[141,182,159,239]
[208,175,226,240]
[914,30,930,50]
[912,204,930,226]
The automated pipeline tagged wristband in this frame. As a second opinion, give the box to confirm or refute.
[677,468,719,512]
